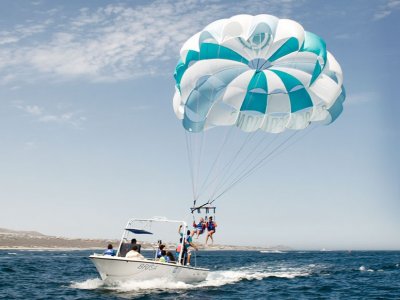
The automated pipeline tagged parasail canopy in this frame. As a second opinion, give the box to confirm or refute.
[172,14,345,208]
[174,14,345,134]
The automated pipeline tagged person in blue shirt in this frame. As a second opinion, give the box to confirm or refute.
[166,251,176,263]
[103,244,116,256]
[178,225,198,265]
[156,244,165,259]
[192,217,206,239]
[205,216,217,245]
[159,250,167,262]
[159,250,175,263]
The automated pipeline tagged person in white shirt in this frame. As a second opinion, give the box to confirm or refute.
[125,245,145,260]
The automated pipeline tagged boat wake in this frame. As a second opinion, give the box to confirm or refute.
[71,265,310,293]
[197,267,309,287]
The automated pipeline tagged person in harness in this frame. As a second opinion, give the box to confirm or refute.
[205,216,217,245]
[192,217,206,239]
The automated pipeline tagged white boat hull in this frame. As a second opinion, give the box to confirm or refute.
[89,255,209,283]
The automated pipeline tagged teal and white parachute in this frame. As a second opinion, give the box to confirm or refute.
[173,14,345,208]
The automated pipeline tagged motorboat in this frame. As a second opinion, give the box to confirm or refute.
[89,217,209,283]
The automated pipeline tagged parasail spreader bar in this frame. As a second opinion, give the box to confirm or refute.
[190,203,216,214]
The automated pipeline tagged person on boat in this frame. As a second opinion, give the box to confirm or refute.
[159,250,167,262]
[176,237,185,262]
[166,251,176,263]
[179,225,198,265]
[126,245,145,260]
[156,244,166,259]
[192,217,206,239]
[131,238,141,253]
[205,216,217,245]
[103,244,116,256]
[159,250,174,263]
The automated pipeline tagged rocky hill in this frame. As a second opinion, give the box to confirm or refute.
[0,228,118,249]
[0,227,289,251]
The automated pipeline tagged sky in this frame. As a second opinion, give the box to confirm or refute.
[0,0,399,250]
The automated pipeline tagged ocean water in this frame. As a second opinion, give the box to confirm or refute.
[0,250,399,299]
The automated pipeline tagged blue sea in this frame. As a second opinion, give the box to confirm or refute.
[0,250,399,299]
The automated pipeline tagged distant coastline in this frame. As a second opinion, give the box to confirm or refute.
[0,227,288,251]
[0,227,118,250]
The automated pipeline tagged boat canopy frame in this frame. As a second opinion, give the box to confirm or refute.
[116,216,188,265]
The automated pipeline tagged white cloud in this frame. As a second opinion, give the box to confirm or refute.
[25,105,43,115]
[0,74,17,84]
[24,141,38,150]
[373,0,400,20]
[334,33,351,40]
[0,19,52,45]
[15,102,86,128]
[38,112,86,128]
[10,85,21,91]
[0,0,303,84]
[130,105,156,111]
[345,92,377,105]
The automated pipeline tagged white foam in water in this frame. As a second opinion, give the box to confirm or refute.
[197,269,305,287]
[259,250,286,254]
[71,267,310,293]
[70,278,104,290]
[111,278,191,292]
[359,265,373,272]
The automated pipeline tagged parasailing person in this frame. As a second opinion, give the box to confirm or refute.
[205,216,217,245]
[192,217,206,239]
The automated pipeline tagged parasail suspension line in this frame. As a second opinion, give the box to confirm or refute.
[267,124,318,162]
[211,132,278,200]
[210,130,300,202]
[185,131,196,201]
[202,129,257,200]
[196,126,235,200]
